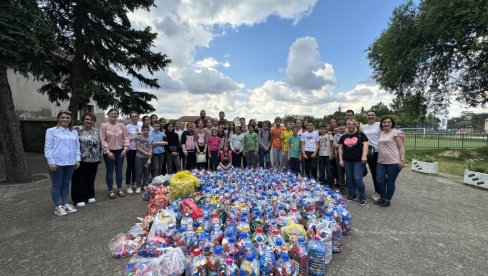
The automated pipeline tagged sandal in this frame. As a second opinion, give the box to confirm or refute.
[108,192,117,199]
[117,190,126,197]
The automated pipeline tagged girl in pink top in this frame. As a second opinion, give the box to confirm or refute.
[100,108,129,199]
[218,143,233,170]
[207,128,222,171]
[375,116,405,207]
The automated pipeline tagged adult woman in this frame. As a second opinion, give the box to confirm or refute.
[71,112,101,207]
[375,116,405,207]
[44,110,80,216]
[338,119,369,205]
[125,111,140,194]
[100,108,129,199]
[361,110,381,201]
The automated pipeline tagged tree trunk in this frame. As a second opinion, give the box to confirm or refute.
[0,69,32,183]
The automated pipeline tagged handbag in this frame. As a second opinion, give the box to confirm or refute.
[196,152,206,163]
[367,146,376,159]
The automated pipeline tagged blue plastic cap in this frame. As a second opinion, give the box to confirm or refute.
[179,226,185,232]
[276,238,283,246]
[246,253,254,261]
[281,253,289,261]
[257,237,263,242]
[214,246,223,254]
[229,236,236,243]
[298,237,305,242]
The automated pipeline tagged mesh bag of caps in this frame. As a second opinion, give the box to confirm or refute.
[110,168,352,276]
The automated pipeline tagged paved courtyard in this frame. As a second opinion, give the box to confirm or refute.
[0,153,487,275]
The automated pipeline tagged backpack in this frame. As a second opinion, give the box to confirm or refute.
[185,133,196,151]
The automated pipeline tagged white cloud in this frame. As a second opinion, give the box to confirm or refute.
[286,37,336,90]
[195,57,231,69]
[178,67,242,94]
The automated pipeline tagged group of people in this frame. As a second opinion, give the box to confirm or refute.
[44,108,404,216]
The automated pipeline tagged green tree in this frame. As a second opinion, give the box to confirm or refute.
[0,0,57,182]
[368,0,488,111]
[40,0,172,120]
[369,102,391,117]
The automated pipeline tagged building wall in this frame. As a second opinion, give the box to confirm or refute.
[7,69,105,120]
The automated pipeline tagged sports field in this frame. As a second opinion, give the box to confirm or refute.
[404,133,488,150]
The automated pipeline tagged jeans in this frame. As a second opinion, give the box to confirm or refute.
[125,149,137,185]
[104,149,124,191]
[166,152,181,174]
[376,163,401,200]
[272,148,282,169]
[289,157,301,175]
[303,151,318,180]
[259,148,271,169]
[282,151,289,170]
[367,151,380,194]
[344,161,366,200]
[49,165,75,206]
[151,153,165,177]
[209,150,219,171]
[319,156,332,185]
[71,161,98,204]
[185,151,196,170]
[245,151,257,168]
[135,156,150,188]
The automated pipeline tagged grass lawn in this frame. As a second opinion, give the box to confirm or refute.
[405,147,488,176]
[404,133,488,150]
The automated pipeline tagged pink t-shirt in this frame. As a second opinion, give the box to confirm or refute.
[378,129,400,164]
[207,136,222,152]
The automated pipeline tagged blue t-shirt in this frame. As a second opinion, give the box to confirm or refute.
[150,131,165,154]
[288,135,302,158]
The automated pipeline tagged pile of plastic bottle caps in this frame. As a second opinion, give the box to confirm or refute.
[109,168,353,276]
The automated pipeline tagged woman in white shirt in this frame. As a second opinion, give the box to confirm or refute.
[44,110,81,216]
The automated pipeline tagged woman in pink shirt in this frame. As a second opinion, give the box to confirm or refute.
[100,108,129,199]
[207,128,222,171]
[375,116,405,207]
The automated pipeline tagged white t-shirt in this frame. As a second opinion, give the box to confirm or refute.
[362,122,380,150]
[301,131,319,152]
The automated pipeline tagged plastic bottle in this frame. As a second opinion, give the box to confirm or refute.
[251,227,268,244]
[268,228,284,247]
[273,238,288,259]
[185,248,207,276]
[275,252,296,276]
[181,213,194,231]
[202,215,212,233]
[290,237,309,276]
[208,246,225,276]
[240,253,259,276]
[308,235,327,276]
[211,224,224,245]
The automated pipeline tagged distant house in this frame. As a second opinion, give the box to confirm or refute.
[177,116,214,128]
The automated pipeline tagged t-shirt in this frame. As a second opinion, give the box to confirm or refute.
[243,132,259,152]
[126,123,141,150]
[281,130,293,152]
[362,122,380,150]
[318,133,333,156]
[229,133,245,151]
[150,130,165,154]
[208,136,222,152]
[181,130,196,152]
[194,129,207,146]
[288,135,302,158]
[258,130,271,149]
[378,129,401,164]
[136,135,153,158]
[271,127,284,149]
[301,131,319,152]
[338,132,368,162]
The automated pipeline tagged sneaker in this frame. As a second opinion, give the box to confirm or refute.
[374,198,385,205]
[135,187,141,194]
[347,195,357,201]
[358,199,367,206]
[88,198,96,203]
[54,206,68,216]
[371,192,381,201]
[380,200,391,207]
[127,186,133,194]
[76,202,86,208]
[63,204,78,213]
[117,190,126,197]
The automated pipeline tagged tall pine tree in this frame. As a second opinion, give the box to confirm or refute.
[40,0,171,120]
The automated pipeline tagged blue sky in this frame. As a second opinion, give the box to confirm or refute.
[128,0,483,120]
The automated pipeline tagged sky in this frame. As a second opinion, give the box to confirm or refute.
[127,0,485,121]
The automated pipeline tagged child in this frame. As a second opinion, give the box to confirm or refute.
[218,143,233,170]
[333,121,346,192]
[243,125,259,168]
[207,128,223,171]
[280,121,293,170]
[136,124,153,193]
[271,117,284,170]
[150,121,167,178]
[194,120,208,170]
[318,124,334,186]
[181,122,197,170]
[164,123,181,174]
[288,126,301,175]
[258,121,271,169]
[229,125,245,168]
[301,122,320,180]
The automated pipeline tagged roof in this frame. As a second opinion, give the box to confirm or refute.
[177,116,213,122]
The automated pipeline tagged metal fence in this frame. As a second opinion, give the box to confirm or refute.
[405,133,488,150]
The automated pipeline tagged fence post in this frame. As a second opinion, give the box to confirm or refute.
[437,133,440,149]
[414,134,417,150]
[461,134,464,149]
